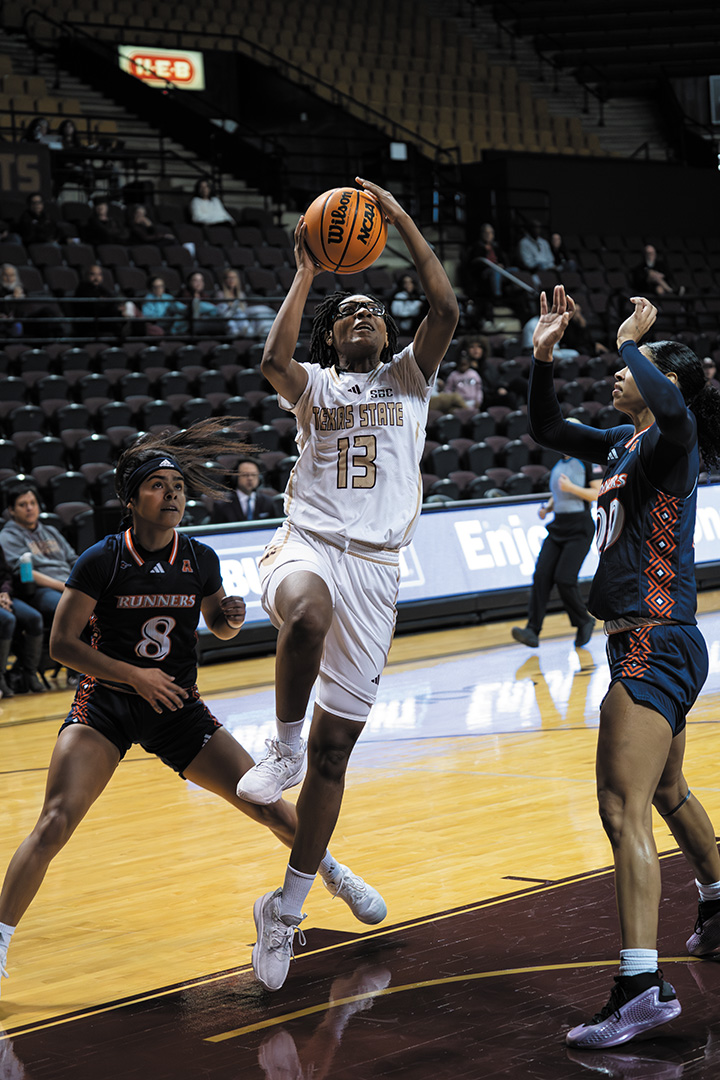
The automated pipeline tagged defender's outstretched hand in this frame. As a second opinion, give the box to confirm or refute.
[532,285,576,363]
[616,296,657,348]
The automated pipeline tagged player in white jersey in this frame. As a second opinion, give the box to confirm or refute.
[238,178,458,991]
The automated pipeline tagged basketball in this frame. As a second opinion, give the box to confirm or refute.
[303,187,388,273]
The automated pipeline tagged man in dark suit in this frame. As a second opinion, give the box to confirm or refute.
[210,457,276,524]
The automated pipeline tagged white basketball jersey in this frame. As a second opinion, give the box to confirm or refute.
[280,344,434,550]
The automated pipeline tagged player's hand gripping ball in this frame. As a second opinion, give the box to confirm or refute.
[303,187,388,273]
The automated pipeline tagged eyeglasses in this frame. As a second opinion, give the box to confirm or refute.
[333,300,385,320]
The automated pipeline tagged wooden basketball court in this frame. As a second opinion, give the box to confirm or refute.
[2,596,720,1078]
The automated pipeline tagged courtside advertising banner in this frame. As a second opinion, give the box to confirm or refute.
[191,486,720,630]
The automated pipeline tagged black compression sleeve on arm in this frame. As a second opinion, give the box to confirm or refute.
[528,359,623,465]
[618,341,694,449]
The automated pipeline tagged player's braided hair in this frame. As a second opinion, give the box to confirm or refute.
[308,291,399,369]
[644,340,720,470]
[115,417,254,504]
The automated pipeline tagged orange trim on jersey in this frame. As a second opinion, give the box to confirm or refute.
[124,528,144,566]
[124,529,179,566]
[624,424,653,451]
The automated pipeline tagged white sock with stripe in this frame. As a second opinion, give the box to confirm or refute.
[696,878,720,902]
[619,948,658,977]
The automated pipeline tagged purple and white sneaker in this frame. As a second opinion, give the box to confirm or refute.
[566,971,681,1049]
[686,898,720,956]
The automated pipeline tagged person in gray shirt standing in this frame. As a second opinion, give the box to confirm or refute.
[0,483,80,691]
[512,443,602,649]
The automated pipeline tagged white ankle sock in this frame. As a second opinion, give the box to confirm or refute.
[696,878,720,902]
[277,719,304,752]
[619,948,658,977]
[0,922,15,970]
[318,851,340,882]
[280,864,315,922]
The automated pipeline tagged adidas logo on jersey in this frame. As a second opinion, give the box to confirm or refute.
[150,563,165,574]
[348,384,361,394]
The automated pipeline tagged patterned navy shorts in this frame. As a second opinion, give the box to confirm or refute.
[59,678,222,776]
[604,623,708,735]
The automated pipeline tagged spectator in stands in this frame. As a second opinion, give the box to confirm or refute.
[390,272,427,335]
[142,274,182,336]
[561,299,609,355]
[549,231,577,273]
[52,119,94,198]
[23,117,61,149]
[126,204,175,247]
[0,543,45,698]
[172,270,222,336]
[523,314,582,361]
[460,223,509,329]
[442,349,484,410]
[0,216,21,245]
[0,264,25,338]
[214,267,276,338]
[703,356,720,390]
[215,267,266,334]
[517,220,555,280]
[631,243,675,297]
[82,198,129,245]
[209,457,276,524]
[0,483,81,692]
[462,334,511,407]
[72,262,122,337]
[17,193,61,246]
[476,222,508,295]
[188,178,235,226]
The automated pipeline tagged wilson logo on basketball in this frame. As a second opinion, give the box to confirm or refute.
[327,190,353,245]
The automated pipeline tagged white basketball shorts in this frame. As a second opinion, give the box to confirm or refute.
[259,521,400,713]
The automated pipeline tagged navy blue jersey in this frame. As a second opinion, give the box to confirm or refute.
[588,426,698,622]
[528,341,699,625]
[66,529,222,688]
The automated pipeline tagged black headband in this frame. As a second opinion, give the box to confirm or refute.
[124,456,185,502]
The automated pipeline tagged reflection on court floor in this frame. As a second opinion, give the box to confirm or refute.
[4,608,720,1076]
[218,609,720,756]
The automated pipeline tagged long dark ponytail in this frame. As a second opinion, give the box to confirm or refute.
[644,340,720,470]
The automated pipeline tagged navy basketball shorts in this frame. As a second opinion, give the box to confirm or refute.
[604,622,708,735]
[59,678,222,776]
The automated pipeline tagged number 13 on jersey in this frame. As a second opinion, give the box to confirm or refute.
[337,435,377,489]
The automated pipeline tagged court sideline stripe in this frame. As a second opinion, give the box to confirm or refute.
[206,955,700,1042]
[0,851,683,1042]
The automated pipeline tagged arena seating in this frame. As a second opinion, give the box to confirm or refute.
[1,0,606,164]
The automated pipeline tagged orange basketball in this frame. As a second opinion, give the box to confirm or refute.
[303,187,388,273]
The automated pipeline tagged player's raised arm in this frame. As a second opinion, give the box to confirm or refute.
[260,217,319,404]
[356,178,458,381]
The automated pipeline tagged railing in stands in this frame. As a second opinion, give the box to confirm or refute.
[21,7,467,247]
